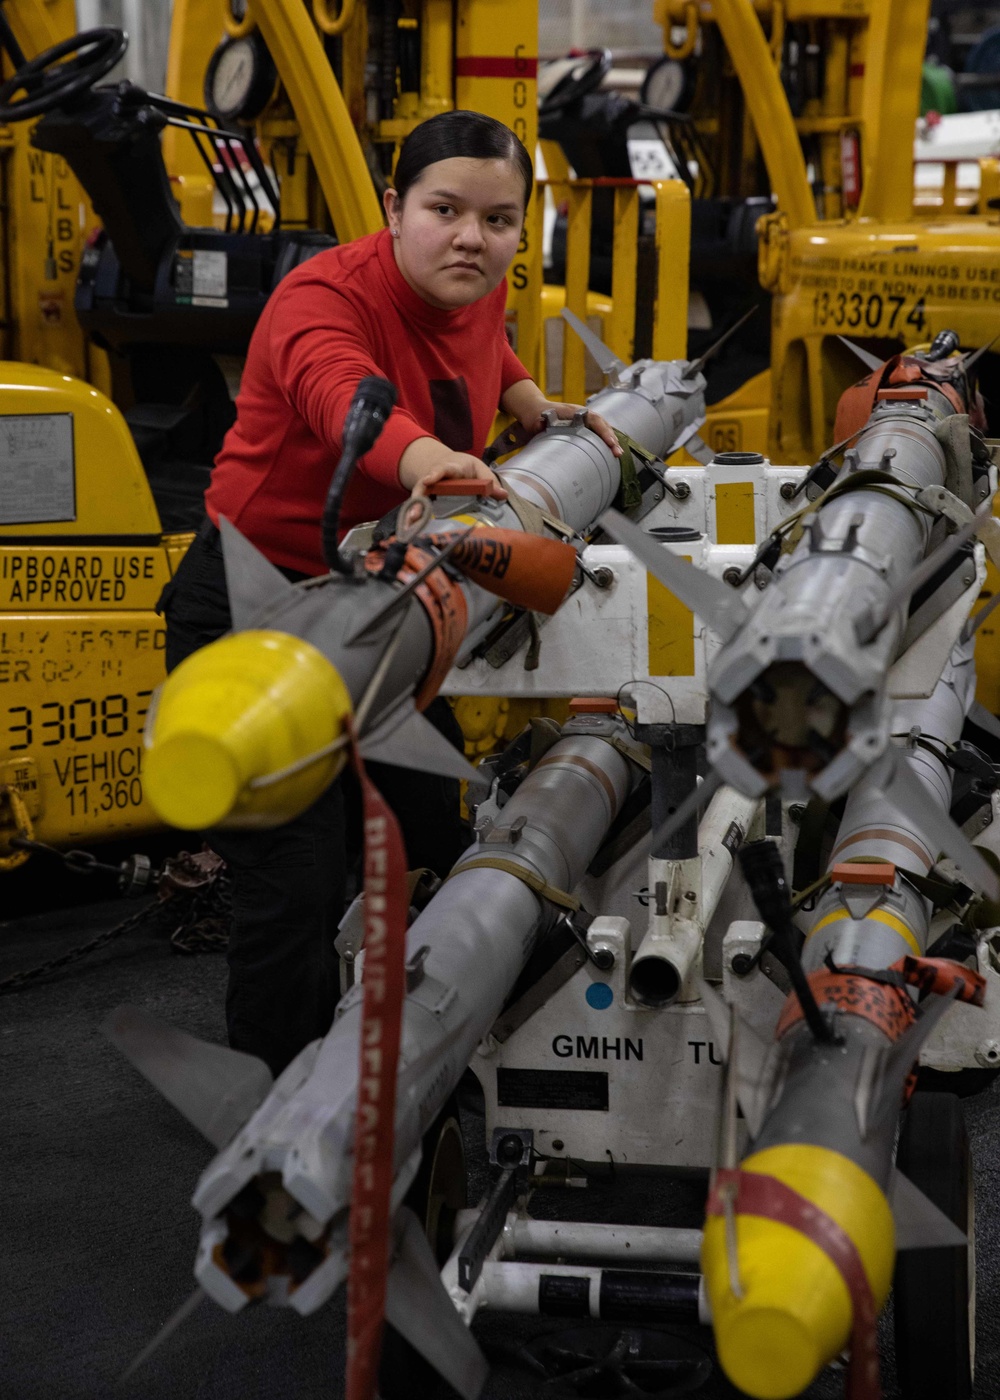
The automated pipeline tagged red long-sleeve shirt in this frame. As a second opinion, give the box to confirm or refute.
[205,227,531,575]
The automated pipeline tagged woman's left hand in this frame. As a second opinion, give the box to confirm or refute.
[520,401,623,458]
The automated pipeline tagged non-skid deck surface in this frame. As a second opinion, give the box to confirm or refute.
[2,895,998,1400]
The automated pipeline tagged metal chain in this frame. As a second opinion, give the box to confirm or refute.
[0,861,233,994]
[0,901,160,994]
[0,784,35,872]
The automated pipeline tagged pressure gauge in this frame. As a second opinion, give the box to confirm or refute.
[204,32,276,125]
[640,56,695,115]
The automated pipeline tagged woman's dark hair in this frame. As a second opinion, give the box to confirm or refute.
[393,110,533,207]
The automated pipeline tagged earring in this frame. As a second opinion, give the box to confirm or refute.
[390,228,400,238]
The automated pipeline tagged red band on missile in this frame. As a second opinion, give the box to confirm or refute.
[444,527,577,614]
[706,1168,881,1400]
[426,479,499,496]
[776,970,916,1043]
[833,354,968,443]
[345,732,411,1400]
[365,545,468,709]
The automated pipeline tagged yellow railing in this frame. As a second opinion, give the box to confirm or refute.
[528,177,691,403]
[909,156,1000,217]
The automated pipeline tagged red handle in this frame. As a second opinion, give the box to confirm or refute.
[428,479,498,497]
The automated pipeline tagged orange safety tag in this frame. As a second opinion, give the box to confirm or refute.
[895,955,986,1006]
[446,527,577,615]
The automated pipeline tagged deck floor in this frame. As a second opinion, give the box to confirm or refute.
[3,888,998,1400]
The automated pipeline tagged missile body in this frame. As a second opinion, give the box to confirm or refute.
[144,355,706,832]
[703,641,978,1400]
[496,360,705,526]
[804,638,976,972]
[181,722,640,1312]
[706,384,978,801]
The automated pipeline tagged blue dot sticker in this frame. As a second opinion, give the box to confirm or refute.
[586,982,614,1010]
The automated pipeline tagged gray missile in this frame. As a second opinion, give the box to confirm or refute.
[106,719,643,1337]
[141,339,708,834]
[600,344,996,809]
[700,638,985,1399]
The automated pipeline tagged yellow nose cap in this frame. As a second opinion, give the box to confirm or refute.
[144,629,352,829]
[702,1145,895,1400]
[714,1300,819,1400]
[145,732,243,831]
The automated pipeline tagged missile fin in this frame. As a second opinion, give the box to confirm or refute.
[875,750,1000,900]
[119,1286,206,1382]
[102,1004,273,1148]
[699,980,774,1137]
[957,330,1000,374]
[684,433,714,465]
[890,1167,967,1251]
[218,515,297,629]
[970,699,1000,743]
[598,509,750,641]
[836,336,886,373]
[385,1207,489,1400]
[685,305,758,378]
[359,700,480,783]
[853,1043,888,1140]
[560,307,627,380]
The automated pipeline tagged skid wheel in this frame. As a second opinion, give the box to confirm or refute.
[378,1097,467,1400]
[523,1326,712,1398]
[893,1091,975,1400]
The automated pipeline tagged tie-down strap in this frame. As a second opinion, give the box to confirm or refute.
[447,855,581,911]
[706,1167,881,1400]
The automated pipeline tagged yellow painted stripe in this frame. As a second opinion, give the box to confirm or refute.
[807,907,921,957]
[647,559,695,677]
[714,481,755,544]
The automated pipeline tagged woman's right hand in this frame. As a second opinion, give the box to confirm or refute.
[399,438,507,501]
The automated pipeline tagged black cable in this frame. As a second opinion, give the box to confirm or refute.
[321,376,398,573]
[0,7,26,70]
[738,839,841,1044]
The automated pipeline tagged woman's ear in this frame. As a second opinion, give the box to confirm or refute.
[383,186,401,234]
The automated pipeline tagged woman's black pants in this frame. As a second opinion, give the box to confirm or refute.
[159,523,470,1076]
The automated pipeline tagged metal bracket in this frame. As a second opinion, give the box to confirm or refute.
[559,908,615,971]
[458,1130,533,1292]
[917,484,974,528]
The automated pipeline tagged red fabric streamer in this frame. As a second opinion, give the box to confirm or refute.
[345,736,411,1400]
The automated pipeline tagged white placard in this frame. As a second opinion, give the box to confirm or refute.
[193,250,228,299]
[0,413,75,524]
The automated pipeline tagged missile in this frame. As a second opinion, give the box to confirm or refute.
[115,335,707,1382]
[142,334,709,833]
[106,717,644,1383]
[699,638,987,1400]
[601,337,997,806]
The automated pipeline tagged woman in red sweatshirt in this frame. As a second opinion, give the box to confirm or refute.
[160,110,619,1075]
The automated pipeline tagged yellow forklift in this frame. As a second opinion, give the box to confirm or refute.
[6,0,1000,865]
[0,0,691,862]
[648,0,1000,462]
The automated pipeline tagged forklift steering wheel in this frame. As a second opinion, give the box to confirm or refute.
[0,27,128,123]
[538,48,612,116]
